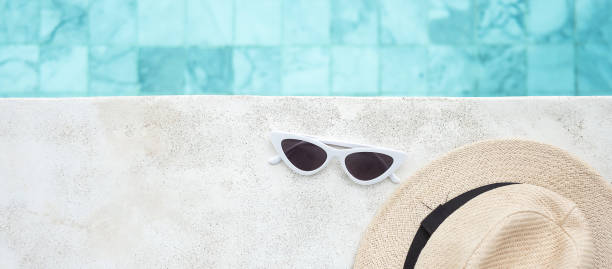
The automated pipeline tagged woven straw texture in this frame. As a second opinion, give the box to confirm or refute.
[354,140,612,268]
[416,184,592,268]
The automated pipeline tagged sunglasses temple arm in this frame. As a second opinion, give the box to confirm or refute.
[268,155,282,165]
[390,173,401,183]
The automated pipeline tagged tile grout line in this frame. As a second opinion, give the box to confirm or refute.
[37,1,42,96]
[573,0,579,95]
[135,0,141,95]
[376,0,382,96]
[424,2,431,97]
[183,0,189,94]
[86,1,90,96]
[473,0,480,97]
[328,0,334,96]
[280,0,285,95]
[232,0,237,95]
[524,0,529,96]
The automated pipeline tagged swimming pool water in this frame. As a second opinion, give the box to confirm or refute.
[0,0,611,97]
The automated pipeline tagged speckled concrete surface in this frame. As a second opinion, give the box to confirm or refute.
[1,96,611,268]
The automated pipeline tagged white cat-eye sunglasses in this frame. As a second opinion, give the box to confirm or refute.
[267,131,407,185]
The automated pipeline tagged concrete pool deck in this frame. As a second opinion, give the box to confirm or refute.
[1,96,611,267]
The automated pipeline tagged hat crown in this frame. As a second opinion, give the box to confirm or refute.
[415,184,593,268]
[354,140,612,268]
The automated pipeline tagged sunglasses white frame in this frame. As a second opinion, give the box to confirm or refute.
[267,131,407,185]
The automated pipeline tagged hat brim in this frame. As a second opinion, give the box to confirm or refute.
[354,140,612,268]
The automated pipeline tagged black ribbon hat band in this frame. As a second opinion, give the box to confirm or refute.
[403,182,518,269]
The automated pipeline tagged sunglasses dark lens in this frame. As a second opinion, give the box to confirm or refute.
[345,152,394,181]
[281,139,327,171]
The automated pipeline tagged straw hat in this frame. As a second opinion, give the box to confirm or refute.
[354,140,612,268]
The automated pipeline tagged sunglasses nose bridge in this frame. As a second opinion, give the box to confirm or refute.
[327,148,343,161]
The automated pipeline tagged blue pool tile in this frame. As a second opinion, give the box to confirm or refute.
[40,46,88,94]
[478,46,526,96]
[331,47,378,95]
[283,0,330,45]
[576,0,612,43]
[235,0,281,45]
[89,0,137,45]
[526,0,573,42]
[379,0,428,44]
[89,46,139,95]
[0,46,39,94]
[527,45,574,95]
[428,46,477,96]
[2,0,610,98]
[233,47,281,94]
[40,0,89,45]
[0,0,40,44]
[380,47,428,96]
[428,0,474,44]
[477,0,526,43]
[186,0,233,46]
[331,0,377,45]
[138,0,184,46]
[185,47,233,94]
[282,47,329,95]
[138,47,186,93]
[577,43,612,95]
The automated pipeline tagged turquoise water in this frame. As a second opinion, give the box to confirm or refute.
[0,0,611,97]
